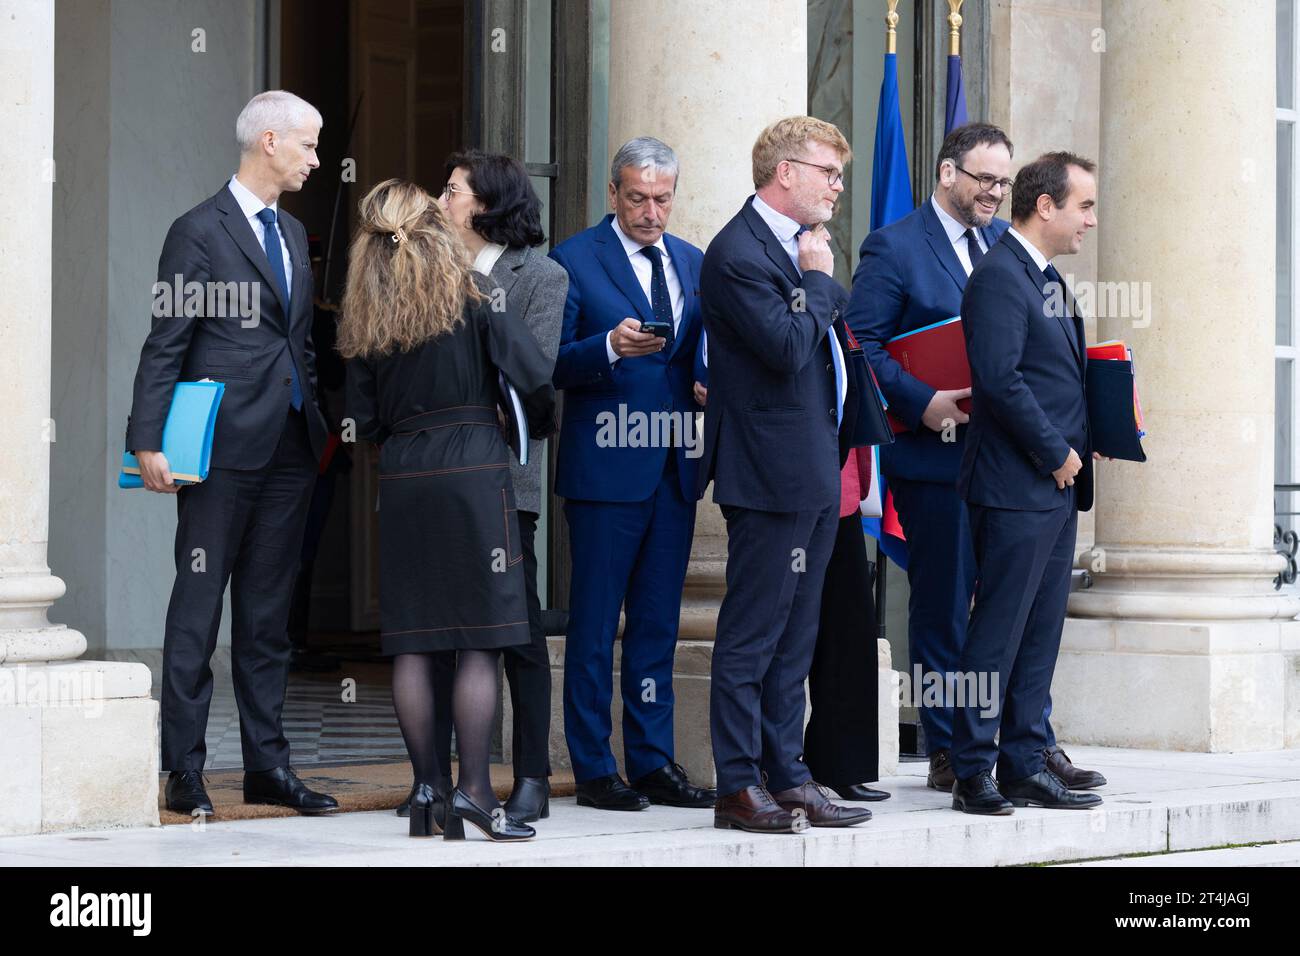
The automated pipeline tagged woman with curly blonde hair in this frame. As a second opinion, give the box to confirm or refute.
[341,179,556,841]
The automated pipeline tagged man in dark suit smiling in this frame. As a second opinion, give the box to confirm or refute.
[950,152,1103,815]
[126,90,336,818]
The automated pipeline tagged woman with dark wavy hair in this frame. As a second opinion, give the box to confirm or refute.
[415,150,568,824]
[340,179,556,842]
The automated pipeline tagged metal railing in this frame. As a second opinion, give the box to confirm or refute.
[1274,483,1300,589]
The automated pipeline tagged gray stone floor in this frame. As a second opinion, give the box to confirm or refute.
[3,745,1299,867]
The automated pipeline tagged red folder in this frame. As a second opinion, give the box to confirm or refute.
[884,316,971,434]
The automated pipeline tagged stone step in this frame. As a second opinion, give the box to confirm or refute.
[7,749,1300,867]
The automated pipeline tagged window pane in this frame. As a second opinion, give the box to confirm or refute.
[524,0,552,164]
[1278,358,1295,538]
[1280,121,1293,346]
[1278,358,1293,484]
[1281,0,1294,110]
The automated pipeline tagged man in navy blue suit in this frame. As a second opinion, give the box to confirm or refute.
[699,116,871,833]
[847,124,1104,792]
[950,152,1104,814]
[549,137,715,811]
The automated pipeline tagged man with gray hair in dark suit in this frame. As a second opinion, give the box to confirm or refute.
[126,90,337,818]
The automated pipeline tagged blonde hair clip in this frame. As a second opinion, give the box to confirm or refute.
[390,227,408,244]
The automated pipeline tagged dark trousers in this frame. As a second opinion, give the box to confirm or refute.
[950,491,1077,782]
[803,513,880,786]
[562,464,696,783]
[889,477,978,754]
[711,503,838,797]
[160,407,316,771]
[431,510,552,778]
[891,477,1057,754]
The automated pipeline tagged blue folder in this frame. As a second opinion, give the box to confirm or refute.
[1085,359,1146,462]
[118,380,225,488]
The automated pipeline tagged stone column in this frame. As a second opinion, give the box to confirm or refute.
[544,0,813,783]
[606,0,809,645]
[1055,0,1300,750]
[0,0,157,835]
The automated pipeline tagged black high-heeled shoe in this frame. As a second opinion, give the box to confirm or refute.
[503,776,550,822]
[397,774,453,818]
[408,783,446,838]
[443,788,535,842]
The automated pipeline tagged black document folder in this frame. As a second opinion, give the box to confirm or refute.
[1086,358,1146,462]
[847,344,895,448]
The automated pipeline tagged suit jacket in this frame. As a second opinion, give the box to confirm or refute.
[697,196,857,513]
[549,214,704,503]
[481,244,567,515]
[845,199,1009,483]
[125,183,328,469]
[958,231,1092,512]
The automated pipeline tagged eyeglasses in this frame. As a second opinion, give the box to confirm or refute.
[440,182,478,200]
[785,158,844,188]
[954,165,1013,193]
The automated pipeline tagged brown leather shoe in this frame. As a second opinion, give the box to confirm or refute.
[927,749,956,791]
[1044,746,1107,790]
[770,780,872,828]
[714,785,800,833]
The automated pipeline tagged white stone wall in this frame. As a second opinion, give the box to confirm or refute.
[50,0,262,652]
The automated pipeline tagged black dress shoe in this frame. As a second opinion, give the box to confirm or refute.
[1044,746,1108,790]
[927,749,956,791]
[630,763,716,808]
[998,769,1103,809]
[575,774,650,811]
[827,782,891,802]
[407,782,446,837]
[243,766,339,815]
[396,774,452,818]
[504,776,550,822]
[443,788,535,842]
[165,770,214,816]
[952,770,1015,815]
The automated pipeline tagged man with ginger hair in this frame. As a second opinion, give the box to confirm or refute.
[697,116,871,833]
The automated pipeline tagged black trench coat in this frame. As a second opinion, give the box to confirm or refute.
[346,299,556,655]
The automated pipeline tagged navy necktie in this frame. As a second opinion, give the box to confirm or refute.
[256,207,302,410]
[963,229,984,269]
[1045,263,1071,314]
[640,245,675,350]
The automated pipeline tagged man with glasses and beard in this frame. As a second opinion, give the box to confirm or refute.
[845,124,1105,794]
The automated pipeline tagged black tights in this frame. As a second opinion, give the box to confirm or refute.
[392,649,501,809]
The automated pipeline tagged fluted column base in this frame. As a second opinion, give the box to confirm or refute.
[1053,548,1300,751]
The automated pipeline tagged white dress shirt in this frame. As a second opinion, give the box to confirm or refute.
[930,194,986,276]
[1007,227,1052,273]
[749,194,847,426]
[472,241,508,277]
[228,174,293,292]
[605,216,685,364]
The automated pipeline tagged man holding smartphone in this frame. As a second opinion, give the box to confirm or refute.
[549,136,713,811]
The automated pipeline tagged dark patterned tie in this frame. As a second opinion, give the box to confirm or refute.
[963,228,984,269]
[640,245,675,350]
[256,207,302,410]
